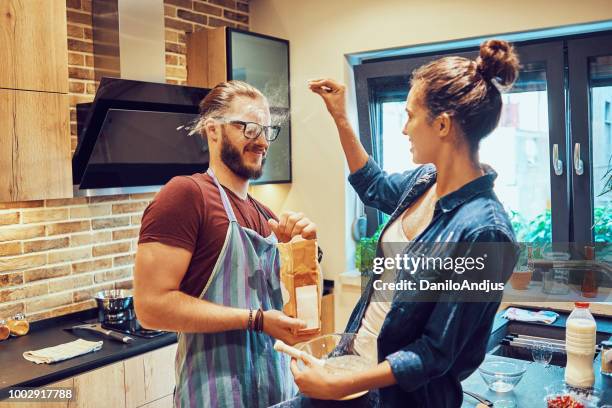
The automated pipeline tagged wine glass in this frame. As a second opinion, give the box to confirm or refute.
[531,343,554,369]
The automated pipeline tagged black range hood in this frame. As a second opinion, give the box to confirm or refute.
[72,77,210,194]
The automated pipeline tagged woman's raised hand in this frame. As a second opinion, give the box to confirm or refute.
[308,79,347,120]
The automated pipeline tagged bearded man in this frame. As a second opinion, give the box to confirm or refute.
[134,81,318,408]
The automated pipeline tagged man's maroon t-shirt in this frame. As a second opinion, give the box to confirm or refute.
[138,173,277,297]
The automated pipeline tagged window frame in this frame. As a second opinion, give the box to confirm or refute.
[567,33,612,245]
[351,34,612,243]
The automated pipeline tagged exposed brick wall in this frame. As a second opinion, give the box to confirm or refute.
[0,0,250,322]
[164,0,249,84]
[0,195,149,321]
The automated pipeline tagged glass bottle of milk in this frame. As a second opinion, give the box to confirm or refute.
[565,302,597,388]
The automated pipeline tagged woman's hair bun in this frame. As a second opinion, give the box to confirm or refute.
[476,39,519,90]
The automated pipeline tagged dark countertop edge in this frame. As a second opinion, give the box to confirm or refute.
[4,335,177,391]
[4,306,608,402]
[0,309,177,399]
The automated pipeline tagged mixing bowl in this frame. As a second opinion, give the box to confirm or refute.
[478,357,527,392]
[295,333,377,400]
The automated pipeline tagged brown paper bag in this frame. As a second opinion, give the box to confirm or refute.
[278,238,321,335]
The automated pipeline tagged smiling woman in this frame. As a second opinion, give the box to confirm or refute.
[303,39,520,407]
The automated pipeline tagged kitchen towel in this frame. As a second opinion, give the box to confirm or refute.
[502,307,559,324]
[23,339,103,364]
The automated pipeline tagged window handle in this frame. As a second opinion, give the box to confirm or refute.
[552,144,563,176]
[574,143,584,176]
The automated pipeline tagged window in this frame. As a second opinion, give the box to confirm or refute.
[587,57,612,243]
[354,32,612,244]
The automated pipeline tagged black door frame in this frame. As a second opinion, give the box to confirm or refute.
[567,33,612,245]
[518,41,570,243]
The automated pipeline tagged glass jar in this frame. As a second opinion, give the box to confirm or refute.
[0,320,9,341]
[581,245,598,298]
[601,340,612,377]
[542,251,571,295]
[7,313,29,336]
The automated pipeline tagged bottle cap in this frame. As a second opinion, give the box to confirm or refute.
[575,302,590,308]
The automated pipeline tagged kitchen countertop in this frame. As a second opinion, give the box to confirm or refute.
[272,357,612,407]
[273,309,612,407]
[461,355,611,407]
[460,308,612,407]
[2,307,611,405]
[0,309,176,400]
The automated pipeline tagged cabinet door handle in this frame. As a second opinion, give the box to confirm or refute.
[552,144,563,176]
[574,143,584,176]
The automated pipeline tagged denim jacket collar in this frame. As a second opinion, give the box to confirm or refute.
[401,163,498,215]
[437,164,498,213]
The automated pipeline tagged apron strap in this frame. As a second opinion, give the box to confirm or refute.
[206,168,238,223]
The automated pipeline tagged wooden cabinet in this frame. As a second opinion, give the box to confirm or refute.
[142,345,177,403]
[0,0,68,93]
[69,363,126,408]
[0,379,74,408]
[0,89,72,201]
[0,0,71,202]
[124,344,177,408]
[0,344,177,408]
[185,27,227,90]
[124,354,147,408]
[187,27,292,184]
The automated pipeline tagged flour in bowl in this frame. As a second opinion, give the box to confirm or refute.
[324,355,373,376]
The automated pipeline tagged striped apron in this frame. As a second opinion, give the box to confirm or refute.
[174,168,296,408]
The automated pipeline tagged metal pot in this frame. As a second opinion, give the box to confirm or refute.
[94,289,134,324]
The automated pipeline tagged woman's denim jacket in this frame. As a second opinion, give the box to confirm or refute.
[346,157,519,407]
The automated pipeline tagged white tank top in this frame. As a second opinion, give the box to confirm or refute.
[354,212,409,360]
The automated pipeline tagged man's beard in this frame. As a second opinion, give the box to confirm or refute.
[220,129,266,180]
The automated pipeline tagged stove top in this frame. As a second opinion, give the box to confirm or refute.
[101,318,166,339]
[81,317,166,339]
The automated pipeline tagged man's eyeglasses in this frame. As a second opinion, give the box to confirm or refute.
[214,117,281,142]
